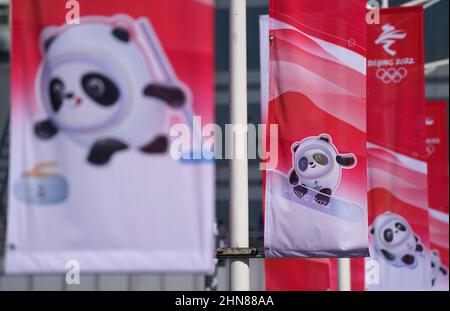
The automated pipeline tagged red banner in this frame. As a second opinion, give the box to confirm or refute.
[367,7,425,159]
[265,258,331,291]
[361,6,431,291]
[264,0,367,290]
[426,101,449,215]
[426,100,449,290]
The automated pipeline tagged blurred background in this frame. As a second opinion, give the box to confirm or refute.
[0,0,448,290]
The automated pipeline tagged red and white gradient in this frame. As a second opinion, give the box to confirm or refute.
[348,7,431,291]
[426,101,449,290]
[263,0,367,289]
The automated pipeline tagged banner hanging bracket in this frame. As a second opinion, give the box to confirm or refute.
[216,247,262,258]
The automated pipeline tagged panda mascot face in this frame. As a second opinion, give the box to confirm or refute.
[42,58,127,132]
[295,146,333,180]
[34,15,190,166]
[370,212,424,269]
[288,134,356,205]
[430,250,448,287]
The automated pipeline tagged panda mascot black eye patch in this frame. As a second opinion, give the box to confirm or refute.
[312,152,328,165]
[298,157,308,172]
[81,73,120,106]
[49,78,64,112]
[383,228,394,243]
[395,222,406,231]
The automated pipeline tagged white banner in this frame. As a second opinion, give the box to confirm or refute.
[6,0,215,274]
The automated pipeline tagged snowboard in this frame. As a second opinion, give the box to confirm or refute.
[267,170,365,223]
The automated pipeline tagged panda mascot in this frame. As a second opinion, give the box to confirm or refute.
[430,249,448,288]
[33,15,191,166]
[369,212,424,269]
[288,134,356,205]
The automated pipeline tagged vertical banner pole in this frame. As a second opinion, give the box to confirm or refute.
[337,259,352,291]
[229,0,250,291]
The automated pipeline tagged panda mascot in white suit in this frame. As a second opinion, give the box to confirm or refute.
[34,15,191,165]
[369,212,424,269]
[288,134,356,206]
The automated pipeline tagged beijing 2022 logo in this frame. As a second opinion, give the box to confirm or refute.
[374,23,409,84]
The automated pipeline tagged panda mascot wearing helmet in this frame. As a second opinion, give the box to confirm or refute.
[288,134,356,206]
[369,212,425,269]
[33,15,190,166]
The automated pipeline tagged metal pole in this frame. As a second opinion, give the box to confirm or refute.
[381,0,389,8]
[425,58,449,75]
[423,0,441,9]
[401,0,429,7]
[205,223,219,291]
[425,58,449,70]
[337,259,352,291]
[229,0,250,291]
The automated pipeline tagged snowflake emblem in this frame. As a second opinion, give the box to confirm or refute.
[347,38,356,47]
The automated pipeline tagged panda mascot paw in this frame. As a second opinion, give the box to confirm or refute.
[314,190,331,206]
[293,184,308,198]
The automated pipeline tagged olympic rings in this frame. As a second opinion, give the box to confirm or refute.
[375,67,408,84]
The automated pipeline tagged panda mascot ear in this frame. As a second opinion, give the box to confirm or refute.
[112,27,131,42]
[291,142,300,153]
[43,36,57,52]
[40,27,60,53]
[318,134,331,143]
